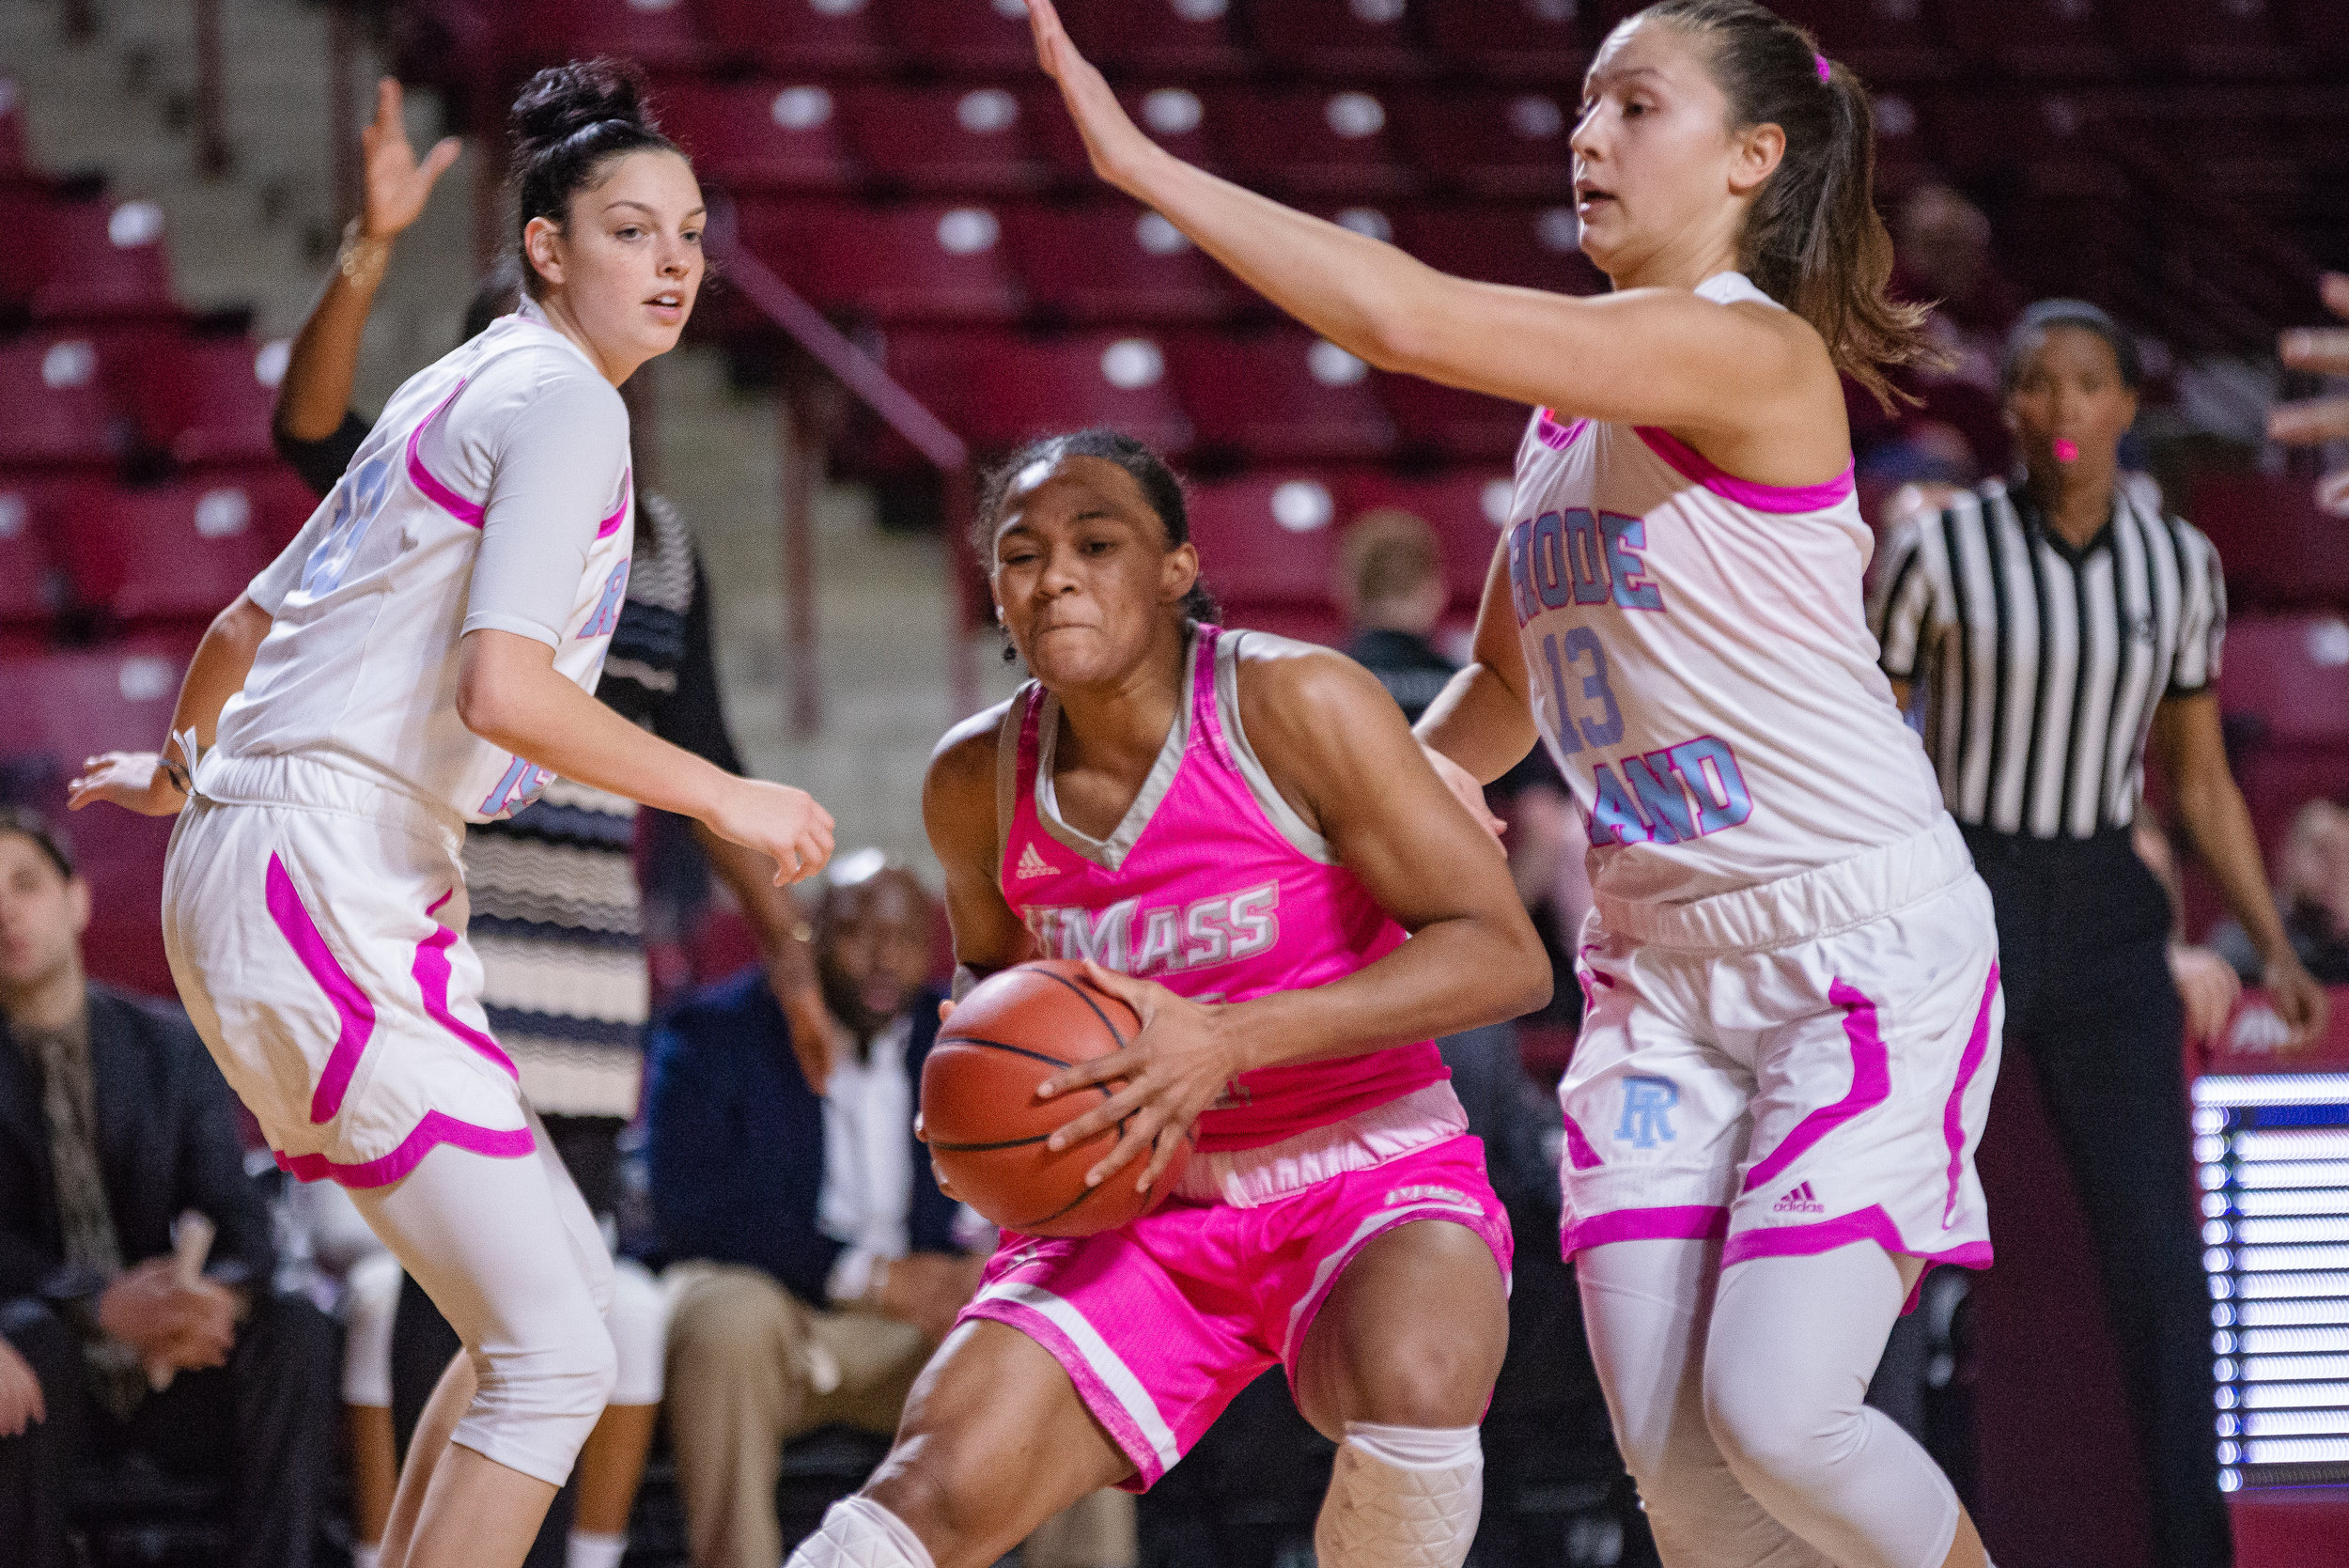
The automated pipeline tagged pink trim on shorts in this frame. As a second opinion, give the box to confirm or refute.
[1942,963,1999,1225]
[1535,408,1587,450]
[1740,977,1890,1197]
[404,382,484,527]
[262,853,378,1126]
[1719,1202,1994,1312]
[1563,1203,1731,1254]
[1560,1110,1605,1171]
[273,1110,535,1189]
[596,473,631,540]
[414,890,520,1083]
[1632,425,1855,513]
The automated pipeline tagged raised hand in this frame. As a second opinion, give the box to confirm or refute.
[2267,272,2349,514]
[704,777,837,886]
[1023,0,1154,190]
[68,751,184,817]
[360,77,461,242]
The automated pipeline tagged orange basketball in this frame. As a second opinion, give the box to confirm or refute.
[920,960,1191,1237]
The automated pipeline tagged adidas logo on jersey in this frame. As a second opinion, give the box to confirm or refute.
[1015,842,1059,879]
[1772,1181,1826,1215]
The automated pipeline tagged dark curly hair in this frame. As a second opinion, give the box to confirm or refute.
[508,58,683,299]
[974,430,1221,661]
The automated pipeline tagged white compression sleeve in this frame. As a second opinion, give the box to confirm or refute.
[1314,1422,1484,1568]
[1703,1246,1965,1568]
[786,1496,937,1568]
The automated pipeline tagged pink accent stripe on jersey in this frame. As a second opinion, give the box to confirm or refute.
[263,853,378,1126]
[1535,408,1589,450]
[1740,977,1890,1196]
[1563,1203,1730,1254]
[1633,425,1855,513]
[273,1110,535,1188]
[1719,1202,1994,1312]
[1941,962,1999,1226]
[596,471,632,539]
[413,889,520,1083]
[404,381,485,527]
[1561,1110,1605,1171]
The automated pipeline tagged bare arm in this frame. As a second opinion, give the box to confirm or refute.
[68,596,272,816]
[1417,536,1543,784]
[458,629,832,883]
[276,79,459,442]
[921,703,1037,989]
[692,823,844,1087]
[1021,0,1847,483]
[2152,691,2328,1042]
[1049,646,1551,1189]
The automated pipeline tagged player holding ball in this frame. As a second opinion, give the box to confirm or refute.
[783,428,1550,1568]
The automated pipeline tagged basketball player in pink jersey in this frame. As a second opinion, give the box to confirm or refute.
[774,428,1552,1568]
[70,63,832,1568]
[1021,1,2000,1566]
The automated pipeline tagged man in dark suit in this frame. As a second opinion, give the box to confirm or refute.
[0,807,337,1568]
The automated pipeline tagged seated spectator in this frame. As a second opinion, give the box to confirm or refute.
[645,857,1129,1568]
[2213,800,2349,986]
[0,807,337,1568]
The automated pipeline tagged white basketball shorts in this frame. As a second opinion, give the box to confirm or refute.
[1559,817,2002,1299]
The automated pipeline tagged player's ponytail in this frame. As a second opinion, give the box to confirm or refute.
[1641,0,1936,411]
[508,58,681,298]
[974,430,1221,662]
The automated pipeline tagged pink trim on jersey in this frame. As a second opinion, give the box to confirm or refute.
[1002,627,1445,1154]
[1719,1201,1994,1312]
[273,1110,535,1188]
[596,472,632,540]
[404,381,485,527]
[1941,963,1999,1225]
[1740,977,1890,1196]
[414,889,520,1083]
[1535,409,1588,450]
[1632,424,1856,513]
[263,854,377,1126]
[1563,1203,1731,1253]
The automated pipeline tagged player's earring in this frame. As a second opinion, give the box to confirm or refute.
[996,607,1019,664]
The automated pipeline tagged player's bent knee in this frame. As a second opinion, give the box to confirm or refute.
[1700,1357,1843,1487]
[458,1320,620,1483]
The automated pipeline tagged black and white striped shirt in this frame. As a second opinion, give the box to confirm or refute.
[1868,477,2227,840]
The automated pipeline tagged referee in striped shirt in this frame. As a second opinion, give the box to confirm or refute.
[1870,300,2326,1568]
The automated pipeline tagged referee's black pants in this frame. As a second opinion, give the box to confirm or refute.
[1966,826,2230,1568]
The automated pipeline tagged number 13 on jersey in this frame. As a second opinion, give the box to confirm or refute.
[1534,627,1755,850]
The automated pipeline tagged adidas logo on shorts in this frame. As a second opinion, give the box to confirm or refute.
[1772,1181,1827,1215]
[1016,842,1058,879]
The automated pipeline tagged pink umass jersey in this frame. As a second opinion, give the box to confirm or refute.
[998,625,1447,1153]
[1505,272,1944,911]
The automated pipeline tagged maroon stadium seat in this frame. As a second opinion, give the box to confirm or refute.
[2291,0,2349,63]
[29,194,177,323]
[0,480,68,630]
[512,0,716,70]
[740,201,1027,324]
[2114,0,2295,75]
[1343,468,1517,613]
[1000,203,1242,326]
[1064,0,1254,76]
[658,79,860,194]
[2217,613,2349,873]
[2189,474,2349,611]
[1939,0,2123,77]
[698,0,896,73]
[1169,332,1395,462]
[1393,204,1604,294]
[62,473,310,627]
[1243,0,1427,78]
[0,77,25,180]
[1377,376,1531,462]
[1766,1,1945,83]
[881,330,1194,454]
[0,333,132,469]
[1033,85,1228,184]
[1392,90,1576,200]
[151,335,287,466]
[1421,0,1592,82]
[884,0,1039,72]
[1183,470,1350,645]
[843,85,1054,195]
[1217,87,1418,201]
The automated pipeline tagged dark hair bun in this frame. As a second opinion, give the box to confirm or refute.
[509,58,655,160]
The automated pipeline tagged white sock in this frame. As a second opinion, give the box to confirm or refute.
[785,1496,936,1568]
[351,1546,381,1568]
[1314,1422,1484,1568]
[568,1529,629,1568]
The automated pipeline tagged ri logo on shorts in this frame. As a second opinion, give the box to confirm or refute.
[1614,1077,1679,1149]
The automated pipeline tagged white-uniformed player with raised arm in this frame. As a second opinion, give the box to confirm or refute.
[1017,1,2001,1567]
[70,61,833,1568]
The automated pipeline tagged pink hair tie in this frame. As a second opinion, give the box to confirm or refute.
[1814,53,1832,83]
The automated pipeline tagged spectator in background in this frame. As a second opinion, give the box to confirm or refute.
[646,856,1129,1568]
[1865,183,2020,484]
[0,808,337,1568]
[2212,800,2349,987]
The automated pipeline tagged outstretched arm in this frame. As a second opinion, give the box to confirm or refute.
[1020,0,1843,477]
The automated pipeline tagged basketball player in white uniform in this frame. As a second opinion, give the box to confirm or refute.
[1023,0,1999,1565]
[70,65,832,1568]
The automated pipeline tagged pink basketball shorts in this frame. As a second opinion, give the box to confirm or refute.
[957,1132,1512,1490]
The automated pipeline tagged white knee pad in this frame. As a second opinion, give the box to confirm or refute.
[605,1257,668,1406]
[1314,1423,1484,1568]
[786,1496,937,1568]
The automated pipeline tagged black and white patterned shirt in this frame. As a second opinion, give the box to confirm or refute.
[1869,476,2227,840]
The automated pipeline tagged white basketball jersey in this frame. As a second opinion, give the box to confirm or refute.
[214,300,633,824]
[1504,272,1944,908]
